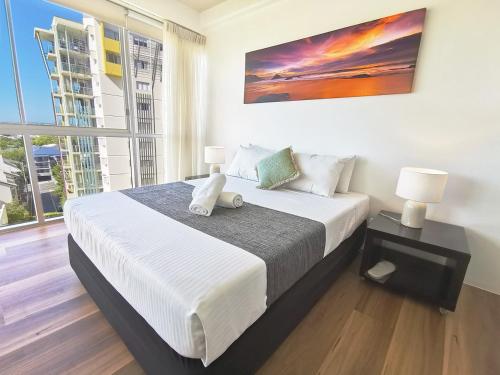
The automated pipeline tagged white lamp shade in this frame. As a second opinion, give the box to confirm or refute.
[396,167,448,203]
[205,146,225,164]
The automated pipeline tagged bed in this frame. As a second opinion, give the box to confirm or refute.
[65,176,369,374]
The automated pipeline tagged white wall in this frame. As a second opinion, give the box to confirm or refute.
[126,0,201,32]
[54,0,201,33]
[203,0,500,293]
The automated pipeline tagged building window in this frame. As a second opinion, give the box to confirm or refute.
[138,102,150,111]
[133,36,147,47]
[136,81,149,91]
[104,27,119,41]
[135,59,149,70]
[106,52,121,64]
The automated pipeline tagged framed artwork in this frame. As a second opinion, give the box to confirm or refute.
[244,8,426,103]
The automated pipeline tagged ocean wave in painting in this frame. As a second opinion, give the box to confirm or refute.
[244,9,426,103]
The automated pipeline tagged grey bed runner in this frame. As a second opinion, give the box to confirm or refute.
[121,182,326,305]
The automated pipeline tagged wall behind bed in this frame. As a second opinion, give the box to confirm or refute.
[201,0,500,294]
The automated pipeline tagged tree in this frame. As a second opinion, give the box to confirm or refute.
[6,200,31,224]
[32,135,58,146]
[1,148,26,163]
[51,163,66,206]
[0,136,23,150]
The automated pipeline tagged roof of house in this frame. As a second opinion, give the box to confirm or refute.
[33,145,60,157]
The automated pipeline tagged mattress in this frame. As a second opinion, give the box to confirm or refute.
[64,176,369,366]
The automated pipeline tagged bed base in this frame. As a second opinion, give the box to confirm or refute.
[68,221,366,375]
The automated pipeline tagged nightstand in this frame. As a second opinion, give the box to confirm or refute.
[360,211,470,312]
[185,174,210,181]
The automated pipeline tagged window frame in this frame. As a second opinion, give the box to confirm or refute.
[106,51,121,64]
[0,0,164,233]
[136,81,150,91]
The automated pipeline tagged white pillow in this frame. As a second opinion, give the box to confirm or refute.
[336,156,356,193]
[284,153,345,197]
[226,145,274,181]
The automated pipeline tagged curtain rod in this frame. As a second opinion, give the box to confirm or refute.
[105,0,205,37]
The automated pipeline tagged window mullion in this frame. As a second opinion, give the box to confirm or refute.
[121,27,140,188]
[5,0,45,225]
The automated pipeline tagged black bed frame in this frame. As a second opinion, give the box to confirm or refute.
[68,221,366,375]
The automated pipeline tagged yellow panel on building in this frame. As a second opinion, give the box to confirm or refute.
[105,61,122,77]
[100,22,122,77]
[103,37,120,53]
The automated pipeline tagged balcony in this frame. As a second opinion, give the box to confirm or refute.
[67,117,97,128]
[104,61,122,77]
[50,66,59,78]
[65,86,93,96]
[59,38,89,54]
[60,62,91,76]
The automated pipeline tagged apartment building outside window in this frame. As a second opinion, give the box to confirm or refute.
[0,0,164,231]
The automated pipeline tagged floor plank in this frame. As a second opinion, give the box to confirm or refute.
[1,223,500,375]
[0,234,68,286]
[112,360,146,375]
[316,310,394,375]
[0,266,85,325]
[0,222,66,250]
[443,285,500,375]
[381,298,446,375]
[0,311,131,374]
[0,293,98,356]
[257,271,368,375]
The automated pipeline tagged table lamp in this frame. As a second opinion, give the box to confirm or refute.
[396,167,448,228]
[205,146,225,175]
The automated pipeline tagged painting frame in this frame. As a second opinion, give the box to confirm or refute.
[244,8,426,104]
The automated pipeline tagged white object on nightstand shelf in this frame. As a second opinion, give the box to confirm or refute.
[367,260,396,283]
[205,146,225,175]
[396,167,448,229]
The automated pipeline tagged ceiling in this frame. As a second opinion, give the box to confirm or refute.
[178,0,227,12]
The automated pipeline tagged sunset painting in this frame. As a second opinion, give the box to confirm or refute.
[244,9,426,104]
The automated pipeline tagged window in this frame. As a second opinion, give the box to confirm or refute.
[0,135,35,228]
[135,59,149,70]
[1,0,164,230]
[104,27,119,41]
[136,81,150,91]
[133,36,147,47]
[106,51,121,64]
[138,102,150,111]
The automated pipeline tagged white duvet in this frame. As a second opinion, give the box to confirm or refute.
[64,176,369,366]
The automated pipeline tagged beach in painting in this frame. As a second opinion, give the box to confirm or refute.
[244,9,426,103]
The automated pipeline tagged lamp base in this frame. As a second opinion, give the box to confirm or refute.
[401,200,427,228]
[209,164,220,175]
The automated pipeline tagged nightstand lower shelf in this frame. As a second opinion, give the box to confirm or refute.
[363,247,453,304]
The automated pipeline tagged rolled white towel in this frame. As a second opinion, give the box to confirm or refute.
[192,187,243,208]
[189,173,226,216]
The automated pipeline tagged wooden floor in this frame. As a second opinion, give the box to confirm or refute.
[0,222,499,375]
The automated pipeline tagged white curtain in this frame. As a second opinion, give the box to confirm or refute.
[162,22,207,182]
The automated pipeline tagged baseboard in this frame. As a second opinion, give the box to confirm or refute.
[463,281,500,296]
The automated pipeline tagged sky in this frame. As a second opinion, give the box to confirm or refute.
[0,0,82,125]
[245,9,426,80]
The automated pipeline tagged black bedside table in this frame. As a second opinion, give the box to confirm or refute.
[360,211,470,313]
[185,174,210,181]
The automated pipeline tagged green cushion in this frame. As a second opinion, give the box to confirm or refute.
[256,147,300,189]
